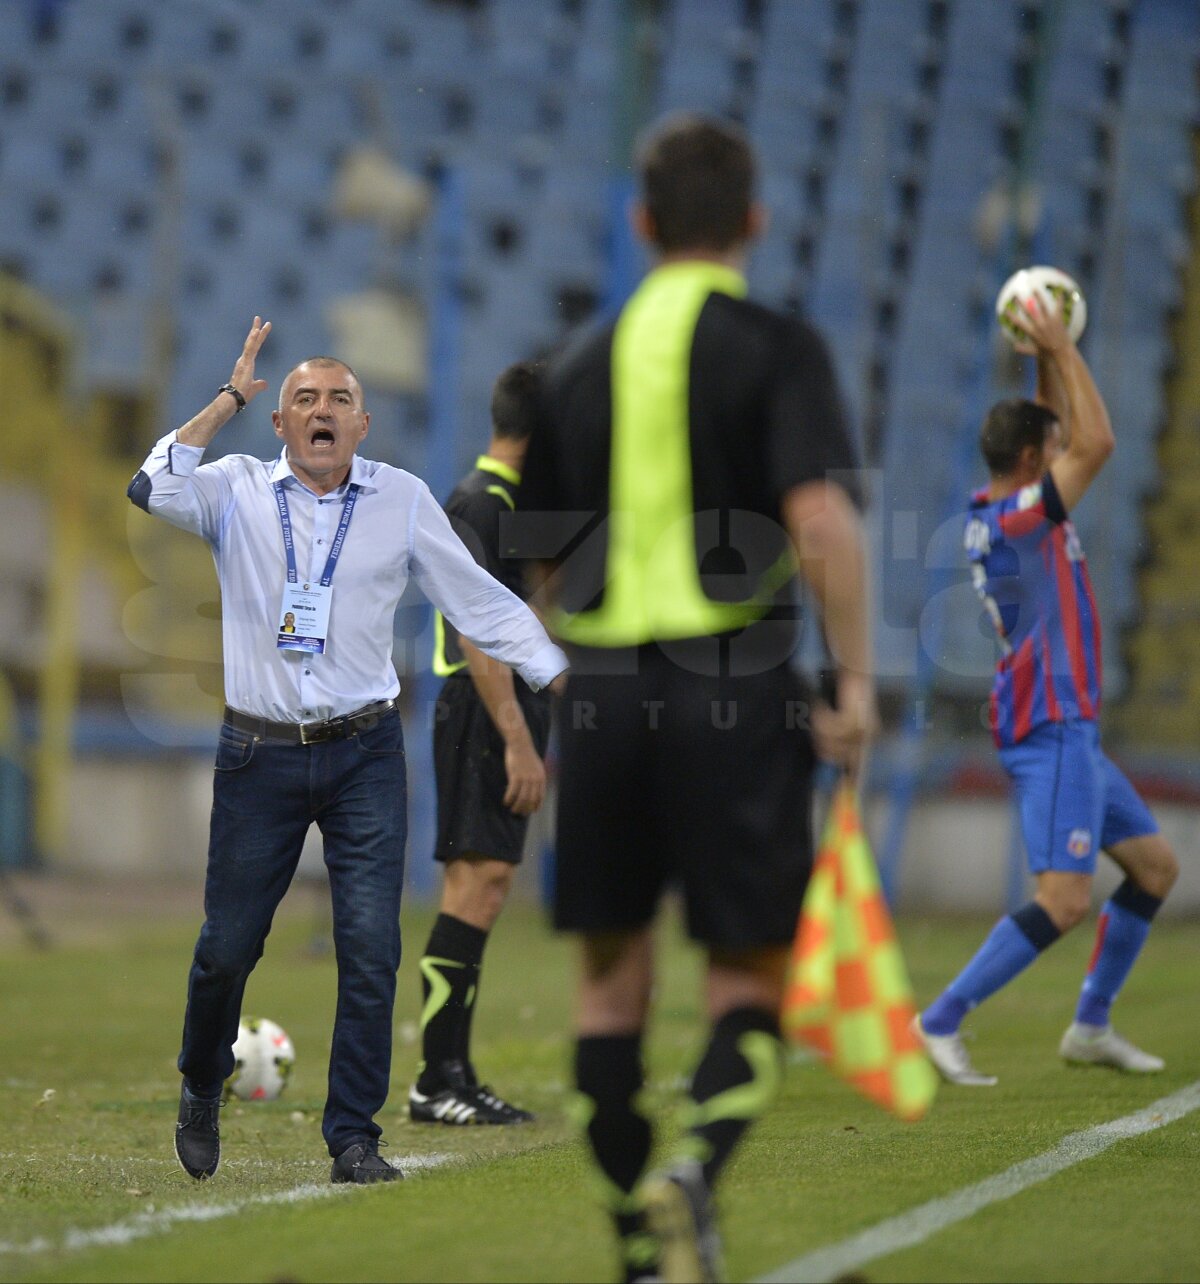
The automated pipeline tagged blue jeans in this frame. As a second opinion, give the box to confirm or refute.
[178,709,407,1157]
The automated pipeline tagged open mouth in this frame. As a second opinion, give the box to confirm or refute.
[310,428,336,449]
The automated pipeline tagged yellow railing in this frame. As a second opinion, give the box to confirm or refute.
[1117,133,1200,747]
[1,275,79,862]
[0,274,221,861]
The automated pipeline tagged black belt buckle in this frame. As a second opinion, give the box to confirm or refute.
[299,719,338,745]
[294,700,390,745]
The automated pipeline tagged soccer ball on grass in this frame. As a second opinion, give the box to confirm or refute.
[995,265,1087,348]
[225,1016,296,1101]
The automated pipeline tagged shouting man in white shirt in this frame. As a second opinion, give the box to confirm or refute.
[128,318,568,1185]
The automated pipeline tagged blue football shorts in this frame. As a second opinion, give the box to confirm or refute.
[998,718,1158,875]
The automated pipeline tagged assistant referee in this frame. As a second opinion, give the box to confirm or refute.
[409,361,552,1127]
[515,115,877,1283]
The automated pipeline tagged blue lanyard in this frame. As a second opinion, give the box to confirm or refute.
[273,481,361,587]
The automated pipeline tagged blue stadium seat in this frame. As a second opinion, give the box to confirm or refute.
[49,1,157,68]
[1124,24,1200,121]
[488,0,556,70]
[0,130,68,192]
[407,2,484,80]
[471,68,551,145]
[657,62,734,119]
[760,0,836,48]
[747,238,800,307]
[939,3,1017,107]
[853,0,925,95]
[0,2,39,56]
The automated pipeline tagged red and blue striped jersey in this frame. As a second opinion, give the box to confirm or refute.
[964,470,1102,748]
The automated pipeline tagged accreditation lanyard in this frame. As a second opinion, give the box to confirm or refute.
[274,480,360,654]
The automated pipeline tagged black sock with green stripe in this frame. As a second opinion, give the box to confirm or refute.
[573,1034,657,1279]
[416,913,487,1093]
[684,1006,785,1187]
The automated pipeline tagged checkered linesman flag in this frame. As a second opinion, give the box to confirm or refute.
[783,783,938,1121]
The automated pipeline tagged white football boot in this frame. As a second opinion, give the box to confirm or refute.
[912,1016,998,1086]
[1059,1023,1164,1073]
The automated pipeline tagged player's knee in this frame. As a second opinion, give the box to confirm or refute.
[476,881,511,928]
[444,858,513,922]
[707,946,789,1015]
[578,969,651,1034]
[1042,890,1090,933]
[1136,842,1179,900]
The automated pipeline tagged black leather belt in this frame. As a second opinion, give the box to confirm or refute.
[223,699,396,745]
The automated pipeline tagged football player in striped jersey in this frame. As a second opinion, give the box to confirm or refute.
[914,291,1179,1086]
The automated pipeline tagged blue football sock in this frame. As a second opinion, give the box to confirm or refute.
[923,903,1060,1035]
[1075,880,1161,1027]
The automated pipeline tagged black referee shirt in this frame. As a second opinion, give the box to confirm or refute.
[435,456,526,675]
[515,280,860,667]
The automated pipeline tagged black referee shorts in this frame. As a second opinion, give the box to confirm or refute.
[433,674,553,865]
[553,649,816,948]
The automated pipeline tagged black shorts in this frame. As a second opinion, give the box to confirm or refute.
[553,648,815,948]
[433,674,553,864]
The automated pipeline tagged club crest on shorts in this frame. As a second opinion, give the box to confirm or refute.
[1067,828,1092,859]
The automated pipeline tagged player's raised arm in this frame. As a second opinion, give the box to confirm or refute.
[1018,295,1114,511]
[1034,348,1069,436]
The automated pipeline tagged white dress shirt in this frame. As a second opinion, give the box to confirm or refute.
[134,431,568,722]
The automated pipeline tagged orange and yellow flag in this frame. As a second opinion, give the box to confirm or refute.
[783,783,937,1122]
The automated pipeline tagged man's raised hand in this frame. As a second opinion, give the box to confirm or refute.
[175,317,272,447]
[229,316,273,404]
[1015,293,1071,359]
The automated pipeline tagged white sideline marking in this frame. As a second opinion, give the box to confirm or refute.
[0,1152,457,1257]
[759,1080,1200,1284]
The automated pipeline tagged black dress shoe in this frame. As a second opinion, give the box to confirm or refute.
[175,1084,221,1180]
[330,1139,402,1184]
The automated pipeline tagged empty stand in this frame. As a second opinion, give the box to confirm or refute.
[0,0,1195,725]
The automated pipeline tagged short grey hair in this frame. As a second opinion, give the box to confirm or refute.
[278,357,363,411]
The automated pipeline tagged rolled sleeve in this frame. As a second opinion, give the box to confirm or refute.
[409,483,568,690]
[128,431,231,541]
[521,640,571,691]
[166,438,205,477]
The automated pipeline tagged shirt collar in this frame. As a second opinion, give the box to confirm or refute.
[476,454,521,485]
[270,449,378,494]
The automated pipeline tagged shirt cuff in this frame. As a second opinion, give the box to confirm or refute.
[166,433,205,477]
[521,641,569,692]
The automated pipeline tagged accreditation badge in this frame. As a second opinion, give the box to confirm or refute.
[277,582,332,653]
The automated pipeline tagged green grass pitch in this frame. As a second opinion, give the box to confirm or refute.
[1,889,1197,1283]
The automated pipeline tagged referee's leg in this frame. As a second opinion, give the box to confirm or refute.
[574,928,658,1281]
[686,947,788,1183]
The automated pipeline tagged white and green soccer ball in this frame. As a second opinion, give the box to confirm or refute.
[996,265,1087,348]
[225,1016,295,1101]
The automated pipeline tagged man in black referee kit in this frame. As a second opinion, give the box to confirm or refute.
[515,115,877,1282]
[409,362,552,1126]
